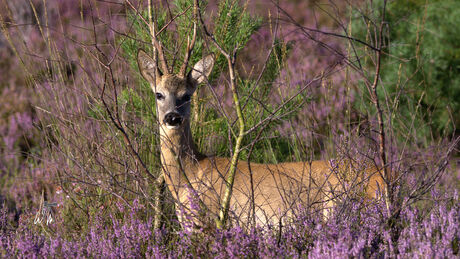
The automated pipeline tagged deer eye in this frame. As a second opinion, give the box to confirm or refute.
[156,93,164,100]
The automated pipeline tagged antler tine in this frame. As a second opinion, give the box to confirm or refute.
[180,3,198,77]
[148,0,169,75]
[153,38,170,74]
[179,23,197,76]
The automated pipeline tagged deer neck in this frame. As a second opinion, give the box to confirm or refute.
[159,120,204,198]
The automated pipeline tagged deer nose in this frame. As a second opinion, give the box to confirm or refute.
[164,112,183,126]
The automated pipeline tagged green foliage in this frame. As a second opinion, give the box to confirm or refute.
[352,0,460,139]
[215,0,261,52]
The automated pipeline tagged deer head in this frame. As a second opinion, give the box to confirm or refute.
[137,49,214,131]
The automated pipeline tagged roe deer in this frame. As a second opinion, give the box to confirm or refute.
[137,43,384,228]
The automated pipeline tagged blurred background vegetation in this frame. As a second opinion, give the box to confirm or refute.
[352,0,460,142]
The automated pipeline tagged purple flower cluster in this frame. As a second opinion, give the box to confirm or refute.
[1,192,458,258]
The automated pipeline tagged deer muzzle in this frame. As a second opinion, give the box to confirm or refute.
[164,112,183,129]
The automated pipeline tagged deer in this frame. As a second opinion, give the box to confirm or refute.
[137,34,385,229]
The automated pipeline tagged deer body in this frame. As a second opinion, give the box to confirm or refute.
[137,49,383,228]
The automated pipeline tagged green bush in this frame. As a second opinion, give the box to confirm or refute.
[352,0,460,140]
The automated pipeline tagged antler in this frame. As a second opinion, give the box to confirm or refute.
[147,0,169,74]
[152,27,170,74]
[153,39,169,74]
[180,23,197,76]
[179,3,198,77]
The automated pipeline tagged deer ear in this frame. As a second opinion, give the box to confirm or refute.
[188,54,215,85]
[137,49,162,83]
